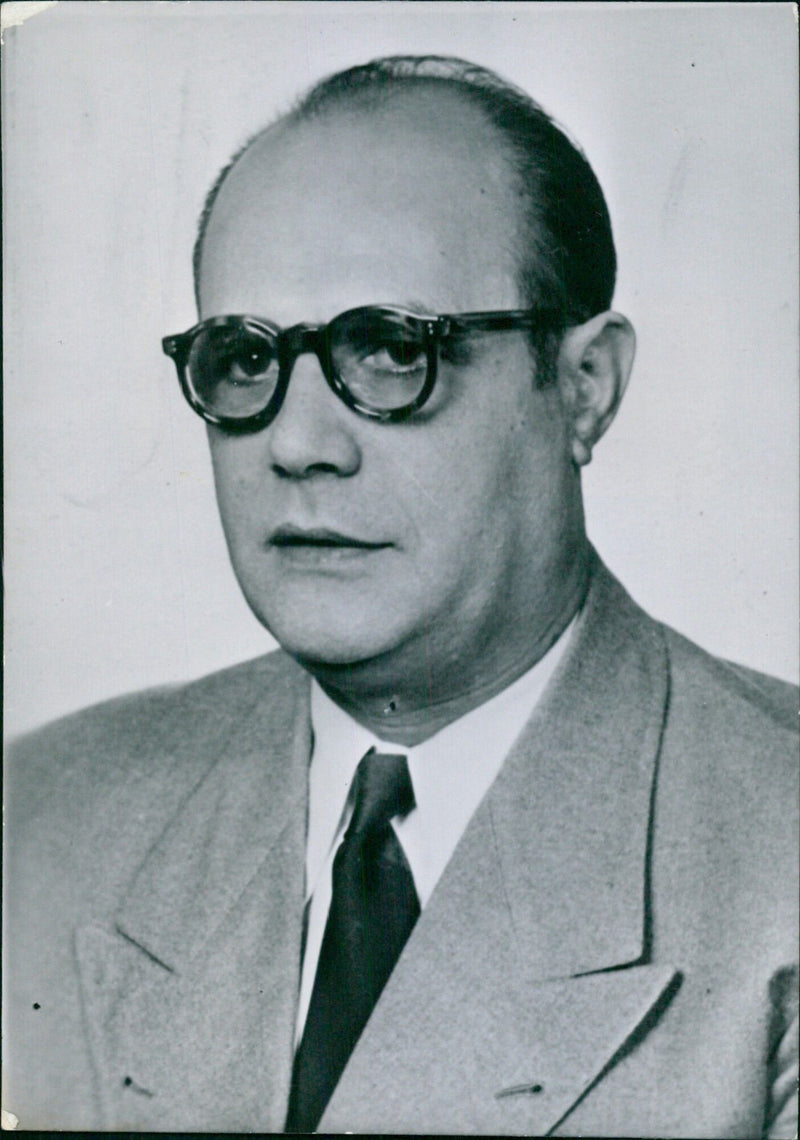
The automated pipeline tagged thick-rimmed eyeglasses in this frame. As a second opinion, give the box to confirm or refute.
[162,305,549,432]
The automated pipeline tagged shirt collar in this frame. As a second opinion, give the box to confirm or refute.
[307,616,576,902]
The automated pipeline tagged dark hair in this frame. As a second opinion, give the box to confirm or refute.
[193,55,617,383]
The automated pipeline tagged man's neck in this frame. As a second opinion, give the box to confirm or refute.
[305,552,591,747]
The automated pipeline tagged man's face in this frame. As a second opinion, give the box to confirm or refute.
[198,92,578,682]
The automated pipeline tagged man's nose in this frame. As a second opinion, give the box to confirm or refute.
[267,353,361,479]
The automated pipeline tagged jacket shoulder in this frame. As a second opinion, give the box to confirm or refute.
[650,625,798,975]
[658,623,798,894]
[659,625,798,827]
[662,625,798,740]
[5,650,302,828]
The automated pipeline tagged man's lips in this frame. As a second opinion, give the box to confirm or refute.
[268,525,391,550]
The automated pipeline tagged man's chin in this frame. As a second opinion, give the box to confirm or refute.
[285,637,384,670]
[235,561,427,670]
[247,601,406,670]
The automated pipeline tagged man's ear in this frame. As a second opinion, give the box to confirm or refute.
[557,311,635,466]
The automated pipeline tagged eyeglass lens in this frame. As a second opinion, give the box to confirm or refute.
[187,323,281,419]
[185,309,430,421]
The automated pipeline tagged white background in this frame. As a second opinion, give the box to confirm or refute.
[3,1,798,737]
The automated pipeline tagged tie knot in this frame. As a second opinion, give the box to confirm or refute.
[347,749,415,839]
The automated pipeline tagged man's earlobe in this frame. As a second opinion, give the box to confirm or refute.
[558,311,635,466]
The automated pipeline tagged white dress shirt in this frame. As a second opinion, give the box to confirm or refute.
[295,618,575,1043]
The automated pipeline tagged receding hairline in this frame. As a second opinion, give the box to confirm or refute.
[194,76,527,303]
[193,52,617,389]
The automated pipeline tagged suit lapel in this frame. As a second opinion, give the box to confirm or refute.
[323,561,677,1134]
[76,658,312,1131]
[76,560,676,1133]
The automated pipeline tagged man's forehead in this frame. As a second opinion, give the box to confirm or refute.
[243,85,510,183]
[199,90,522,317]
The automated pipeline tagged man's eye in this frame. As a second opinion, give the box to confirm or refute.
[362,339,426,372]
[216,342,273,384]
[229,355,269,383]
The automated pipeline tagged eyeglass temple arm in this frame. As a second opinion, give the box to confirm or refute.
[441,310,545,335]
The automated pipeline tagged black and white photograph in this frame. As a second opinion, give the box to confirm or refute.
[3,2,798,1134]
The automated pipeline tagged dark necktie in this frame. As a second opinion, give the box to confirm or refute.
[285,749,420,1133]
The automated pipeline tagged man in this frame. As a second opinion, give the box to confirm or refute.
[4,55,797,1136]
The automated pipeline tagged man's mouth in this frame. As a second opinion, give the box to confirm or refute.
[268,525,391,553]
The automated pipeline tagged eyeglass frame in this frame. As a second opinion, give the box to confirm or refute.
[162,305,554,433]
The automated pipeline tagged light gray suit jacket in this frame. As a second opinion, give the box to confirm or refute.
[4,562,798,1135]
